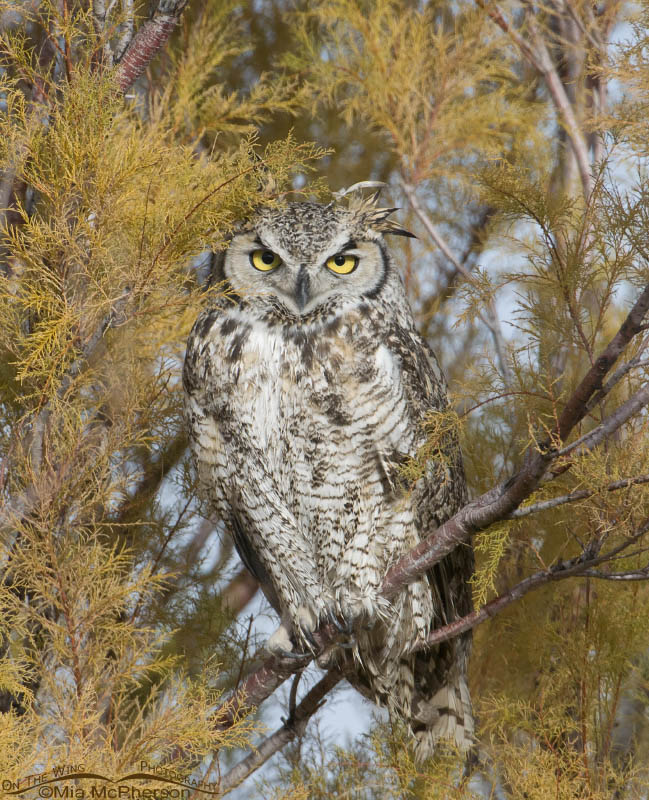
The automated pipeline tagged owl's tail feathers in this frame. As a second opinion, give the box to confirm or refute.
[411,671,474,763]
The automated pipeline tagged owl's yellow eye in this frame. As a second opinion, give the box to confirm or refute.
[250,249,282,271]
[326,253,358,275]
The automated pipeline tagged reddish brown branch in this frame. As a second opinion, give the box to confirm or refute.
[114,0,189,92]
[556,285,649,441]
[215,657,305,733]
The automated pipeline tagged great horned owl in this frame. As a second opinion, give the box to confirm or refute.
[183,192,474,760]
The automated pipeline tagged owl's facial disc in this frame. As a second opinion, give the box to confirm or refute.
[224,230,386,315]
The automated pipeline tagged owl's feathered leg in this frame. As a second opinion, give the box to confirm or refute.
[231,488,330,650]
[329,530,392,632]
[231,516,321,655]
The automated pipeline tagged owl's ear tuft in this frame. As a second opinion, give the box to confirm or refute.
[363,206,417,239]
[333,180,388,199]
[337,182,417,239]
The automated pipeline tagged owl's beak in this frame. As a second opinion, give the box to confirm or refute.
[294,265,310,311]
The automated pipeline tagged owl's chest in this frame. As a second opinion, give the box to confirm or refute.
[229,322,361,445]
[215,316,415,463]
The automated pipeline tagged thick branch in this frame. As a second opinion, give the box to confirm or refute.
[114,0,190,93]
[219,670,342,795]
[93,0,115,66]
[117,0,135,60]
[215,657,307,733]
[526,15,593,197]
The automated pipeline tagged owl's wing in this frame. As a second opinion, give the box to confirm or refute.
[386,323,474,620]
[184,311,326,631]
[385,324,475,756]
[230,516,281,614]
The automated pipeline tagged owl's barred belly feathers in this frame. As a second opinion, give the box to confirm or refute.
[183,198,474,761]
[189,307,425,619]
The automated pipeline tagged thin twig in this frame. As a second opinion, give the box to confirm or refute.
[92,0,115,66]
[400,179,514,389]
[509,475,649,519]
[583,346,649,416]
[475,0,593,197]
[577,567,649,580]
[116,0,135,61]
[218,670,342,795]
[558,384,649,459]
[233,615,254,695]
[413,517,649,650]
[287,670,303,722]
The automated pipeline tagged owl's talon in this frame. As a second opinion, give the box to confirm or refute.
[326,609,354,636]
[299,626,318,650]
[274,647,310,661]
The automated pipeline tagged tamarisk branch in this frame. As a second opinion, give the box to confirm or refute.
[114,0,190,92]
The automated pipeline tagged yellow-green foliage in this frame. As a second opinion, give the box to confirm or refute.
[0,65,324,394]
[285,0,544,182]
[400,408,463,486]
[0,530,259,775]
[272,720,482,799]
[160,0,304,140]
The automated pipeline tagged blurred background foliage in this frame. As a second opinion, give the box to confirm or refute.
[1,0,649,797]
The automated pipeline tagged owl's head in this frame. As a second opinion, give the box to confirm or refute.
[218,197,413,317]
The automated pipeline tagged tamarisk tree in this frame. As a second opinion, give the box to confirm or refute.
[1,1,649,798]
